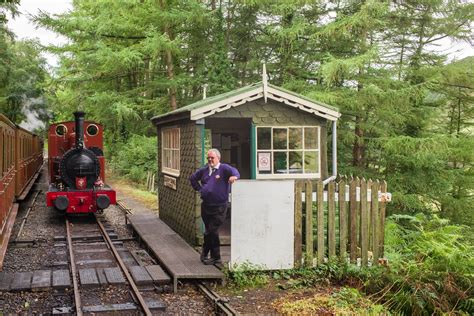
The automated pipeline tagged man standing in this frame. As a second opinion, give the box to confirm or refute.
[189,148,240,265]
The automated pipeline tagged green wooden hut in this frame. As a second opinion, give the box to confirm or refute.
[151,77,341,245]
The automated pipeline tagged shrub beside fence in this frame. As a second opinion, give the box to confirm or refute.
[294,177,389,268]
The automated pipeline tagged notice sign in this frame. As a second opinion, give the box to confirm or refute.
[164,175,177,190]
[258,152,271,171]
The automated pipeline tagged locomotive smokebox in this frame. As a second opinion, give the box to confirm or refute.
[74,111,85,149]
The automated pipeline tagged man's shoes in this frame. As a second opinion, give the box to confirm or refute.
[200,246,210,263]
[203,257,222,265]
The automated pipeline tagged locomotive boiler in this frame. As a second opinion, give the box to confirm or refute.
[46,112,116,213]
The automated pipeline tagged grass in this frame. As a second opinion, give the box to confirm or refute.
[272,287,386,315]
[106,171,158,211]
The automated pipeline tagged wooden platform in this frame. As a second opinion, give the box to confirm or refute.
[128,213,224,292]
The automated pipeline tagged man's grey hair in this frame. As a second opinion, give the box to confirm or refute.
[208,148,221,159]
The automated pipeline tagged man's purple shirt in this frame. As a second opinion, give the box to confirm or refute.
[189,164,240,206]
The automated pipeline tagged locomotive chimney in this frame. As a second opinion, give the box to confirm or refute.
[74,111,85,149]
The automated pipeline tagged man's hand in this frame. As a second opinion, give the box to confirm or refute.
[228,176,238,184]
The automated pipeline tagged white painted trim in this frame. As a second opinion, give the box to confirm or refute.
[191,93,263,120]
[255,126,321,178]
[267,86,341,120]
[190,87,263,120]
[262,64,268,103]
[257,173,320,180]
[302,188,392,202]
[161,127,181,176]
[267,93,338,122]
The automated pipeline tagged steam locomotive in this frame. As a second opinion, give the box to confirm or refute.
[46,112,116,213]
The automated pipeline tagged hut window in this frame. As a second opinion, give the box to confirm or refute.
[162,127,180,176]
[256,126,320,178]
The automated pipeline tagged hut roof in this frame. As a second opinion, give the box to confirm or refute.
[151,81,341,125]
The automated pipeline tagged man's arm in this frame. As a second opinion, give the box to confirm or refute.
[225,164,240,184]
[189,169,203,191]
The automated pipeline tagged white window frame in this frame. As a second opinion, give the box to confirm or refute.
[256,126,321,179]
[161,127,180,177]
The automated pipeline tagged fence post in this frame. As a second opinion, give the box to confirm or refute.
[151,173,155,192]
[349,177,358,263]
[316,180,324,265]
[305,180,313,267]
[360,178,368,266]
[380,181,387,257]
[367,179,373,251]
[146,171,151,190]
[294,180,303,268]
[371,180,380,265]
[328,181,336,260]
[338,178,347,260]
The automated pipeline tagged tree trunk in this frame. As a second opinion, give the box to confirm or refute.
[159,0,177,110]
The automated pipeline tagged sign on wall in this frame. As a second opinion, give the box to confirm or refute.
[164,175,177,190]
[257,152,271,171]
[231,180,294,270]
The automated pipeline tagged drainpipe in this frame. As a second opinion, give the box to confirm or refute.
[322,120,337,186]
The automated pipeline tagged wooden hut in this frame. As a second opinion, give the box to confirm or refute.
[151,76,341,247]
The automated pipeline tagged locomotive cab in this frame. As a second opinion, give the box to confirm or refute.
[46,112,116,213]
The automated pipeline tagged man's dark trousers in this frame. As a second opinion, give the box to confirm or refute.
[201,203,227,260]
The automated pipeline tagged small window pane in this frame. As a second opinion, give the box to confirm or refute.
[257,128,271,150]
[304,127,318,149]
[273,128,287,150]
[289,151,303,173]
[274,152,288,174]
[304,151,319,173]
[289,128,302,149]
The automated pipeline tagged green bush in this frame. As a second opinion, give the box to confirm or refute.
[225,262,270,289]
[110,134,157,183]
[365,214,474,315]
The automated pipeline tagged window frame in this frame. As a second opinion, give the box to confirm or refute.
[256,126,321,179]
[161,127,181,177]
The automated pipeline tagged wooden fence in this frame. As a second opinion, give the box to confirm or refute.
[294,177,389,268]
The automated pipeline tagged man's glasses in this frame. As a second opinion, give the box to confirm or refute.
[207,157,215,160]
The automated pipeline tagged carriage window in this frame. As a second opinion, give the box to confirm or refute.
[162,127,180,176]
[256,126,320,178]
[86,124,99,136]
[56,124,67,136]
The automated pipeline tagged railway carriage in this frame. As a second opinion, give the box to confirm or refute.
[46,112,116,214]
[1,114,43,261]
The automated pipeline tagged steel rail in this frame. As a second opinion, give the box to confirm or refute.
[66,218,83,316]
[197,282,238,316]
[15,190,41,241]
[95,214,152,316]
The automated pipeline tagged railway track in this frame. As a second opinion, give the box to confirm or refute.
[63,215,165,315]
[197,282,238,315]
[1,189,238,314]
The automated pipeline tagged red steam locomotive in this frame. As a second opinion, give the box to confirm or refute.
[46,112,116,213]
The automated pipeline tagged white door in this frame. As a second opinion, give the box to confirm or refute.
[230,180,294,270]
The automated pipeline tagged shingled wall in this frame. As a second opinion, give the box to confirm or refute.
[157,120,202,245]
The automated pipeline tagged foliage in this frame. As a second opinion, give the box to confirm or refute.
[364,214,474,315]
[225,262,269,289]
[0,5,49,125]
[110,134,157,184]
[272,287,386,315]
